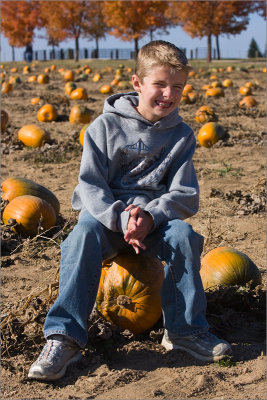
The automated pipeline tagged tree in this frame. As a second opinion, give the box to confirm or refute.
[167,1,258,61]
[248,38,263,57]
[102,1,172,56]
[39,1,108,61]
[1,0,40,61]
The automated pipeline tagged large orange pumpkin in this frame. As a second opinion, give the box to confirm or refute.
[18,124,51,147]
[69,87,88,100]
[79,123,90,146]
[198,122,225,148]
[96,254,164,334]
[1,82,13,94]
[65,81,77,96]
[239,95,258,108]
[37,74,49,84]
[64,70,75,82]
[37,104,57,122]
[1,177,60,215]
[205,87,224,97]
[200,247,262,290]
[2,195,56,236]
[69,105,91,124]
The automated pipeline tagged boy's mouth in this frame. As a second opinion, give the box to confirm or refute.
[155,100,172,109]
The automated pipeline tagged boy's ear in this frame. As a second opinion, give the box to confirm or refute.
[132,74,142,92]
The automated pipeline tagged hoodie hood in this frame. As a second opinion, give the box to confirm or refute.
[103,92,183,130]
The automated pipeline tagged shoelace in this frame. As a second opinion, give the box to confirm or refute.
[38,339,63,363]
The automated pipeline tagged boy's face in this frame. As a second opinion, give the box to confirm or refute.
[132,65,187,123]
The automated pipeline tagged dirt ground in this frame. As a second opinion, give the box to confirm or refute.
[1,58,266,400]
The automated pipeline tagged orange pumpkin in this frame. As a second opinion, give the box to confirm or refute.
[195,106,217,123]
[222,79,233,88]
[96,254,164,334]
[205,87,224,97]
[64,70,75,82]
[69,105,91,124]
[198,122,225,148]
[182,84,193,95]
[200,247,262,290]
[18,124,51,147]
[69,87,88,100]
[31,97,41,105]
[65,81,77,96]
[37,104,57,122]
[23,65,31,74]
[1,110,9,132]
[239,96,258,108]
[1,82,13,94]
[211,81,221,88]
[28,75,37,83]
[1,177,60,215]
[99,84,113,94]
[79,123,90,146]
[92,73,101,82]
[2,195,56,237]
[37,74,49,84]
[239,86,252,96]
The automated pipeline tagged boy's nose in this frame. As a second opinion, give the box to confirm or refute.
[163,86,174,98]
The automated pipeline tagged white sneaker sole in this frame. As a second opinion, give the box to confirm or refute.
[161,335,231,362]
[28,351,82,381]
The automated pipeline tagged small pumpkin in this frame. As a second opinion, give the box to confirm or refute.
[99,84,113,94]
[69,105,91,124]
[211,81,221,88]
[18,124,51,148]
[37,73,49,84]
[1,110,9,132]
[65,81,77,96]
[96,254,164,334]
[1,81,13,94]
[198,122,225,148]
[200,247,262,290]
[28,75,37,83]
[2,195,56,237]
[222,79,233,88]
[37,104,57,122]
[239,86,252,96]
[31,97,41,105]
[205,87,224,97]
[70,87,88,100]
[79,123,90,146]
[182,84,194,95]
[23,65,31,74]
[92,73,101,82]
[239,95,258,108]
[64,69,75,82]
[1,177,60,215]
[195,106,217,123]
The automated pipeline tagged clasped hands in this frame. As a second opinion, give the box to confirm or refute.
[124,204,154,254]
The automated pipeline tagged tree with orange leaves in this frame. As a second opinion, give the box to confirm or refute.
[167,1,259,61]
[1,0,40,61]
[39,1,108,61]
[102,1,172,56]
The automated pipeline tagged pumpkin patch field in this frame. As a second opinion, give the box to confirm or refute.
[1,59,266,399]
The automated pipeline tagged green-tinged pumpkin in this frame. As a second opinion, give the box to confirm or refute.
[198,122,225,148]
[96,254,164,334]
[200,246,262,290]
[1,177,60,215]
[2,195,56,237]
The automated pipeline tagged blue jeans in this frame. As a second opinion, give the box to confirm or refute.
[44,210,209,347]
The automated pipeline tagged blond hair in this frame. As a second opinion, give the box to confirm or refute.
[135,40,192,82]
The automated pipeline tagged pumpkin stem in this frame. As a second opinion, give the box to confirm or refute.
[117,294,132,308]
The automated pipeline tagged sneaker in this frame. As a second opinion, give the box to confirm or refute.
[161,330,232,361]
[28,335,82,381]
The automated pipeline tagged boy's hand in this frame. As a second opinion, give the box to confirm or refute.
[124,205,154,254]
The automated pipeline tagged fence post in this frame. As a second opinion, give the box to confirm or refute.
[60,49,64,60]
[43,50,46,61]
[34,51,38,60]
[190,50,193,59]
[84,49,88,59]
[195,48,198,59]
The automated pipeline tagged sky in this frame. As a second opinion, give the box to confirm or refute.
[0,8,266,62]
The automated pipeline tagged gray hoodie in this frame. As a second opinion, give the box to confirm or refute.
[72,92,199,234]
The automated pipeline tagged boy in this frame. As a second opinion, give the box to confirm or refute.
[28,40,231,381]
